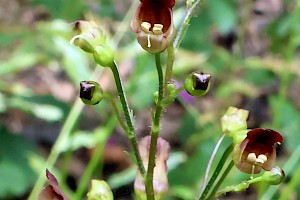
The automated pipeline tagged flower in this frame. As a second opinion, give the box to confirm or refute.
[131,0,175,53]
[232,128,283,174]
[134,136,170,200]
[38,169,68,200]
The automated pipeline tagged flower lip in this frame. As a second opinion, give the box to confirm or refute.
[233,128,283,174]
[140,0,175,9]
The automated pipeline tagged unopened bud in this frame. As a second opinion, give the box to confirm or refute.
[80,81,103,105]
[221,106,249,137]
[184,72,211,96]
[87,180,113,200]
[261,166,285,185]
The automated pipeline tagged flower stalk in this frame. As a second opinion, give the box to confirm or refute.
[108,61,146,176]
[145,53,165,200]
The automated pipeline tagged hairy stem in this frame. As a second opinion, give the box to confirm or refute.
[109,61,146,175]
[174,0,205,49]
[145,53,164,200]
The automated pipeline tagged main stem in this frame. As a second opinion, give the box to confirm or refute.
[145,53,164,200]
[199,144,233,200]
[109,61,146,176]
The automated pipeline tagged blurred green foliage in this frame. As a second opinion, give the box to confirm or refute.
[1,0,300,199]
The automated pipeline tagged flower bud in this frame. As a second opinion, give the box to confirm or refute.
[261,166,285,185]
[87,180,113,200]
[134,136,170,200]
[184,72,211,96]
[93,45,115,67]
[70,20,114,67]
[80,81,103,105]
[70,21,106,53]
[221,106,249,137]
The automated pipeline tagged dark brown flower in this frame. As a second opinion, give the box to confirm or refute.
[131,0,175,53]
[232,128,283,174]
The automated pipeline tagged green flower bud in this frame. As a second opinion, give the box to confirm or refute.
[70,21,106,53]
[166,81,176,97]
[70,20,115,67]
[261,166,285,185]
[184,72,211,96]
[87,180,113,200]
[80,81,103,105]
[93,45,115,67]
[221,106,249,137]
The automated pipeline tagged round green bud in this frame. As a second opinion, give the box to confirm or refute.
[184,72,211,96]
[93,45,115,67]
[80,81,103,105]
[261,166,285,185]
[87,180,113,200]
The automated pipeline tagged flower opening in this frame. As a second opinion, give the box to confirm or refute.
[232,128,283,174]
[131,0,175,53]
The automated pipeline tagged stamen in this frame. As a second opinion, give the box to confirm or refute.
[141,22,151,33]
[250,165,255,179]
[256,154,267,164]
[147,33,151,48]
[247,153,257,163]
[153,24,163,35]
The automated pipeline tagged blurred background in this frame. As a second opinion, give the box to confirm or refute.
[0,0,300,199]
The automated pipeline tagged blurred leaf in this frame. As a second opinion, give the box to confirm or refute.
[7,95,69,122]
[244,68,276,86]
[127,54,157,109]
[54,37,92,84]
[32,0,86,20]
[0,127,37,198]
[207,0,237,34]
[270,96,300,150]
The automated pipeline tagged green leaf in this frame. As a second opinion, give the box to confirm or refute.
[207,0,237,34]
[0,127,37,198]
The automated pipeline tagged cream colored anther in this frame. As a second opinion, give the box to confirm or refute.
[141,22,151,33]
[247,153,257,163]
[153,24,163,35]
[256,154,267,164]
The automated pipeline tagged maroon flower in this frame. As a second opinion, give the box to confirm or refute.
[38,169,68,200]
[131,0,175,53]
[232,128,283,174]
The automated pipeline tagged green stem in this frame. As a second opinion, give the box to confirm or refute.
[200,133,226,195]
[145,53,164,200]
[173,0,205,49]
[103,93,127,131]
[109,61,146,176]
[207,160,234,199]
[74,117,116,200]
[28,99,84,200]
[199,144,234,200]
[216,173,264,197]
[164,46,175,95]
